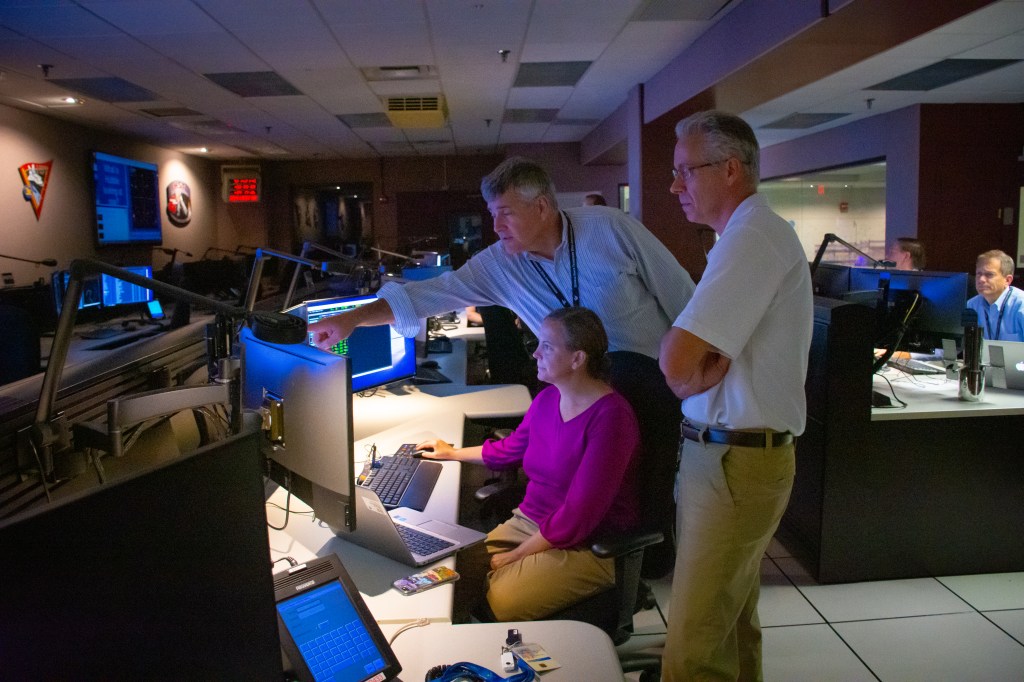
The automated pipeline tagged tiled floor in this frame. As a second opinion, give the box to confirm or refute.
[623,537,1024,681]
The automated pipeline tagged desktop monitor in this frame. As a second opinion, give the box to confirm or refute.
[240,326,356,532]
[848,267,969,352]
[811,263,851,298]
[0,415,282,679]
[101,264,154,307]
[303,294,417,391]
[51,269,102,315]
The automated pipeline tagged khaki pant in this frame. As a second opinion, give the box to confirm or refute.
[663,439,795,682]
[458,508,615,622]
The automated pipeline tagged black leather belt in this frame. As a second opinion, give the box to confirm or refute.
[681,422,793,448]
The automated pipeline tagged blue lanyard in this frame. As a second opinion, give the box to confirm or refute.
[530,212,579,309]
[984,302,1005,340]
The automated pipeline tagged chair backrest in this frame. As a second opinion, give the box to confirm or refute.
[478,305,536,388]
[0,304,41,385]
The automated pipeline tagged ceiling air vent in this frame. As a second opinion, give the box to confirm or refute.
[384,95,447,128]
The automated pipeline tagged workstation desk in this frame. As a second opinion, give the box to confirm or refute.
[782,360,1024,584]
[267,345,625,679]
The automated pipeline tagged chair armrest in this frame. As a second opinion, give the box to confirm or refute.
[591,529,664,559]
[474,467,518,503]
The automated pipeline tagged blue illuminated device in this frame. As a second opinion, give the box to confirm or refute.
[299,294,417,392]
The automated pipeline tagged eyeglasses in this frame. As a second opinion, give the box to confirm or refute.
[671,159,727,182]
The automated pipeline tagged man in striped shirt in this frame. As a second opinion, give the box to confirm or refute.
[310,156,696,574]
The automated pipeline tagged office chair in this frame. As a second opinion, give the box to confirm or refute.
[477,305,537,392]
[0,304,41,385]
[473,442,665,680]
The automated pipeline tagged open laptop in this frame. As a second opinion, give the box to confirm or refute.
[343,486,485,567]
[985,339,1024,390]
[274,553,402,682]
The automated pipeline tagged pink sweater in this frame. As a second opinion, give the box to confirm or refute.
[482,386,641,548]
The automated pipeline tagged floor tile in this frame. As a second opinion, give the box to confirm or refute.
[648,574,673,621]
[834,612,1024,682]
[762,624,875,682]
[937,572,1024,611]
[791,576,972,622]
[632,600,667,635]
[985,609,1024,646]
[759,559,824,627]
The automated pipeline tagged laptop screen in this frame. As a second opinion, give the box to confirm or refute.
[277,579,390,682]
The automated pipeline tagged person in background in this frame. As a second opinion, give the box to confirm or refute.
[659,110,813,681]
[889,237,926,270]
[583,192,607,206]
[309,156,696,577]
[416,307,640,621]
[967,249,1024,341]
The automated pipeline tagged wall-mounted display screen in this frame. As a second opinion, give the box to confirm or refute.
[92,151,163,246]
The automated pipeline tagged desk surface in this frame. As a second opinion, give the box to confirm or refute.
[872,370,1024,420]
[383,620,623,681]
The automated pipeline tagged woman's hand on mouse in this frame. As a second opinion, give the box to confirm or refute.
[416,439,455,460]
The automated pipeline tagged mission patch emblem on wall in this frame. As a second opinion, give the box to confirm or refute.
[19,160,52,220]
[166,180,192,227]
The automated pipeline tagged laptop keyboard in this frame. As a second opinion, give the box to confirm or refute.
[359,446,441,511]
[396,523,454,556]
[299,621,381,680]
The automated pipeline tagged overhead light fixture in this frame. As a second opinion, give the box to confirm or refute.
[61,96,81,104]
[199,147,209,153]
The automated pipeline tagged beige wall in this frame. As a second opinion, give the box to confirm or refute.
[0,102,245,285]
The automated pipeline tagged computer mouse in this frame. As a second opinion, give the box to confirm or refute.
[421,360,440,369]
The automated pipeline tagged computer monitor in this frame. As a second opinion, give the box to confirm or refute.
[52,268,102,315]
[811,263,851,298]
[101,264,154,307]
[239,326,356,532]
[849,267,969,352]
[0,416,282,679]
[303,294,417,391]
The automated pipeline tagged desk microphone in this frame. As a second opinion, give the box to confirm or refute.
[155,247,193,258]
[0,252,57,267]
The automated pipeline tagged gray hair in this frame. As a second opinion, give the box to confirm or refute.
[481,157,559,210]
[675,110,760,187]
[977,249,1015,277]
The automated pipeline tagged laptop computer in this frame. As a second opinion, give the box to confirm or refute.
[343,486,486,567]
[984,339,1024,390]
[274,553,402,682]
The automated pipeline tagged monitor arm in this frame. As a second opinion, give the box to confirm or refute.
[810,233,895,276]
[30,258,305,485]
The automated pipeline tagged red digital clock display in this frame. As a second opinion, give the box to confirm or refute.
[227,177,259,203]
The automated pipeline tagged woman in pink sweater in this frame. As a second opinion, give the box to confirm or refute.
[418,307,641,621]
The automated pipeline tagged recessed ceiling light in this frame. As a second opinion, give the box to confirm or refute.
[61,96,81,104]
[198,147,209,153]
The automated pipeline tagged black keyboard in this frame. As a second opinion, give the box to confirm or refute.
[396,524,454,555]
[413,365,451,384]
[360,448,441,511]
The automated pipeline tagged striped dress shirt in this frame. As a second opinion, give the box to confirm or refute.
[378,205,696,359]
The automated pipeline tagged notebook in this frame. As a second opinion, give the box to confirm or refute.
[273,554,402,682]
[985,339,1024,390]
[343,486,485,567]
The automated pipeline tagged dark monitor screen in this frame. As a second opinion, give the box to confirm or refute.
[849,267,969,351]
[812,263,852,298]
[101,264,154,307]
[304,294,417,391]
[92,151,163,245]
[0,417,281,679]
[240,326,356,532]
[52,269,102,315]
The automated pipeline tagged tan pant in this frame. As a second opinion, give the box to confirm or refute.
[663,439,795,682]
[459,508,615,622]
